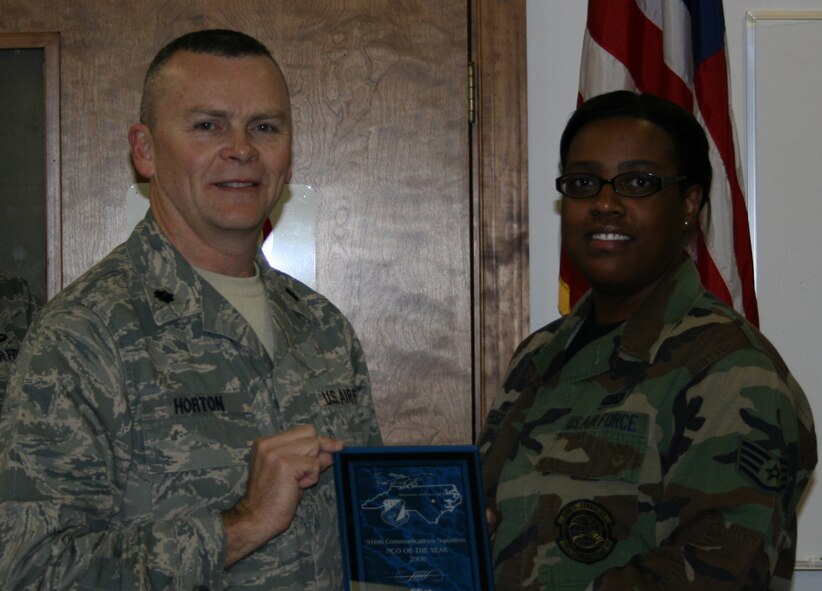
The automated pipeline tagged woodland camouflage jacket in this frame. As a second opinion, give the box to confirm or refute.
[480,258,816,591]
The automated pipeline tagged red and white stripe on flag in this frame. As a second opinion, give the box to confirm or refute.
[559,0,759,326]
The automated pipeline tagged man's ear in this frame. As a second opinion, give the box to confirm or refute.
[128,123,156,178]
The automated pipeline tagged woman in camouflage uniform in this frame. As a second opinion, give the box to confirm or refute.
[480,91,816,590]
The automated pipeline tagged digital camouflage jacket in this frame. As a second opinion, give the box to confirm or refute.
[0,273,39,404]
[480,258,816,591]
[0,213,382,590]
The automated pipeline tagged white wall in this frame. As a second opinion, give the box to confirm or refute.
[526,2,822,588]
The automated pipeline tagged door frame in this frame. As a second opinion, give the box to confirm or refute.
[472,0,529,435]
[0,32,62,300]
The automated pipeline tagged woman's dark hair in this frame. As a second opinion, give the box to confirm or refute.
[559,90,712,211]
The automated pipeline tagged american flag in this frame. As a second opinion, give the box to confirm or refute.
[559,0,759,326]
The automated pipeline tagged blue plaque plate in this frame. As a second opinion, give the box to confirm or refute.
[333,445,495,591]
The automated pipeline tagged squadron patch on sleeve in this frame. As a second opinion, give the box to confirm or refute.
[555,499,615,563]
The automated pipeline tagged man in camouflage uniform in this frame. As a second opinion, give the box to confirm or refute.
[480,257,816,590]
[0,273,39,403]
[0,30,381,590]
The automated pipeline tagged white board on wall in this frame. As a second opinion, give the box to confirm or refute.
[746,11,822,568]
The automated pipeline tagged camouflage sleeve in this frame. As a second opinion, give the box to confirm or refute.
[0,304,226,590]
[590,348,815,591]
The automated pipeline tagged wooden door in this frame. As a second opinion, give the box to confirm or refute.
[280,2,473,443]
[0,0,528,444]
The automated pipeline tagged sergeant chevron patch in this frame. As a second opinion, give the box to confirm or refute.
[737,438,788,493]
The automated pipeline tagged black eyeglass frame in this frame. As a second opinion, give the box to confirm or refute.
[555,172,690,199]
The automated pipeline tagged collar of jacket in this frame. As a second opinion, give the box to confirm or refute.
[125,211,320,340]
[565,257,705,365]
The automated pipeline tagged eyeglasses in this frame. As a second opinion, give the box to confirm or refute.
[556,172,689,199]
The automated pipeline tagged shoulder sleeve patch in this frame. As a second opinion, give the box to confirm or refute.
[737,438,788,493]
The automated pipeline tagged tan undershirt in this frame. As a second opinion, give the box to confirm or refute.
[194,265,276,360]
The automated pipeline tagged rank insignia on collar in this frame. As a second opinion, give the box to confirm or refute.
[153,289,174,303]
[600,389,629,408]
